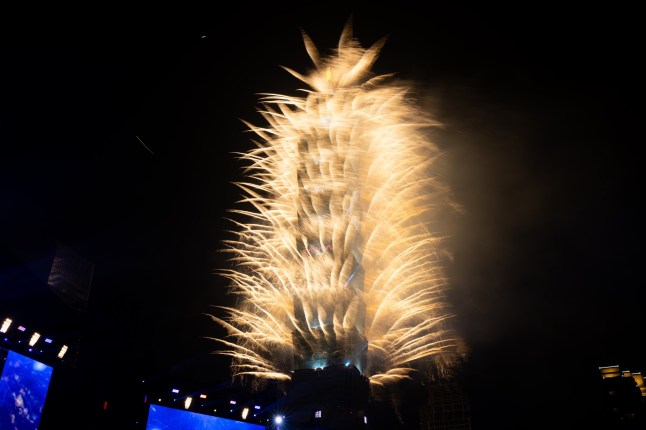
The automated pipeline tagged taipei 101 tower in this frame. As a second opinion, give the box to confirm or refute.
[291,97,368,373]
[213,20,465,429]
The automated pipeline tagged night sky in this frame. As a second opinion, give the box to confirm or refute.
[1,4,644,429]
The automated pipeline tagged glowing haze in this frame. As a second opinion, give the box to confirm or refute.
[212,22,464,387]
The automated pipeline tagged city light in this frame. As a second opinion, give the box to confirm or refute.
[29,332,41,346]
[0,318,11,333]
[57,345,68,359]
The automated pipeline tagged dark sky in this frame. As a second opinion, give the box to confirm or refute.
[1,4,644,429]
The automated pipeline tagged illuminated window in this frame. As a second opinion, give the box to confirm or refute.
[314,410,322,418]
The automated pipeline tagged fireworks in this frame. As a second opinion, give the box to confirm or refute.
[211,22,463,387]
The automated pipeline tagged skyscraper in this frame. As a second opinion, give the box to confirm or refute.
[598,365,645,428]
[214,20,464,429]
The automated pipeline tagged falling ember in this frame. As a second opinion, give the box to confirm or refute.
[211,22,465,387]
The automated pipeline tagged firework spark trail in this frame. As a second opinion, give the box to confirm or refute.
[211,22,464,386]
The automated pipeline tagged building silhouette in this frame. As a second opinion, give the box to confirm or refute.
[421,381,471,430]
[597,364,645,429]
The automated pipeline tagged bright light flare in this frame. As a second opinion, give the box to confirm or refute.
[0,318,11,333]
[57,345,68,359]
[29,332,40,346]
[212,22,465,387]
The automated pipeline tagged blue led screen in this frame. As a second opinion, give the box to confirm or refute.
[146,404,266,430]
[0,349,54,429]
